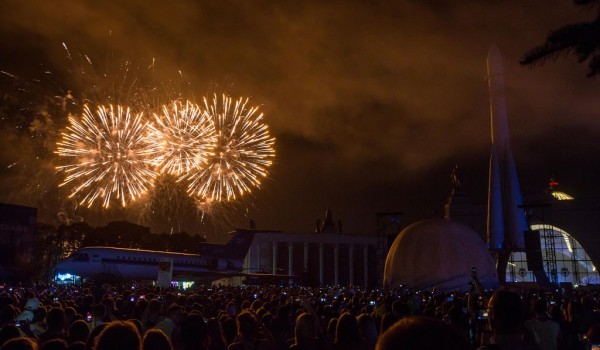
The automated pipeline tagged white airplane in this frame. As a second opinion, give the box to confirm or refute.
[54,230,259,281]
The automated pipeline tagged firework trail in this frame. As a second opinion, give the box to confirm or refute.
[56,104,159,208]
[148,100,217,176]
[184,94,275,202]
[60,42,168,116]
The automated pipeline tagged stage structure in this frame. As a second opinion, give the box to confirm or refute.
[507,183,600,285]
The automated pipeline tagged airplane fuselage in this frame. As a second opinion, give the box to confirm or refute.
[55,247,243,280]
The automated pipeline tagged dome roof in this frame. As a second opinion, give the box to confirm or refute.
[384,218,499,291]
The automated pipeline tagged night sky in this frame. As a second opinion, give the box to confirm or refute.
[1,1,599,242]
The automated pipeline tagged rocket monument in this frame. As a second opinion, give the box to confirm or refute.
[486,45,529,281]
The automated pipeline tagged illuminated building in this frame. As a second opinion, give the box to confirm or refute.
[242,209,389,286]
[548,178,574,201]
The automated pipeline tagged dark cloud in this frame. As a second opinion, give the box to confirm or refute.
[0,0,598,237]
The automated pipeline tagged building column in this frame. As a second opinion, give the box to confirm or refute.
[245,243,253,272]
[248,243,260,272]
[272,241,278,275]
[319,243,324,285]
[363,244,369,287]
[244,245,250,272]
[349,244,354,286]
[303,241,309,272]
[288,242,293,276]
[334,243,339,286]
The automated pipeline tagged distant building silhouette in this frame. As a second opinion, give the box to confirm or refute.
[0,203,36,275]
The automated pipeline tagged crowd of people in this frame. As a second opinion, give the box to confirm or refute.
[0,281,598,350]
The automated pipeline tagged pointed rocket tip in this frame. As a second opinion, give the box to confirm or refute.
[487,44,504,76]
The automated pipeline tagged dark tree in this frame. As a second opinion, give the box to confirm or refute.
[79,220,206,252]
[29,223,59,280]
[521,0,600,76]
[166,232,206,253]
[83,221,151,248]
[142,233,165,251]
[57,222,91,257]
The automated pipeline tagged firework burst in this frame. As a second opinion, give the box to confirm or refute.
[56,104,159,208]
[148,100,216,176]
[184,94,275,202]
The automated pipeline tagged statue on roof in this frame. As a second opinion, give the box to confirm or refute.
[451,163,462,192]
[320,209,337,233]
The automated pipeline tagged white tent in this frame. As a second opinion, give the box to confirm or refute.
[384,218,499,291]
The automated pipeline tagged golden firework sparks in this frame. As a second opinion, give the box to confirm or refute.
[56,104,159,208]
[184,94,275,202]
[148,100,217,176]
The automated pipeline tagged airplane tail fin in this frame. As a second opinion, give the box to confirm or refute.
[224,230,256,260]
[200,230,255,260]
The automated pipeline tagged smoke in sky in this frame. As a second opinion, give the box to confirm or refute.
[1,0,599,236]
